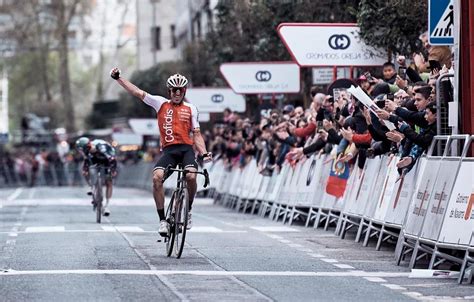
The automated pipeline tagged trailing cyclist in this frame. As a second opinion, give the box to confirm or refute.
[76,137,117,216]
[109,67,212,236]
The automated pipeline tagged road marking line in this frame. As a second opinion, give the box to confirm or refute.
[25,226,65,233]
[266,234,283,239]
[382,284,407,291]
[288,243,304,248]
[402,292,424,299]
[321,258,338,263]
[333,264,355,269]
[0,229,248,234]
[0,269,412,278]
[279,239,292,244]
[7,188,23,201]
[364,277,387,283]
[28,188,36,199]
[115,226,144,232]
[250,226,299,232]
[308,253,325,258]
[101,226,116,232]
[189,226,223,233]
[8,233,17,237]
[296,248,313,253]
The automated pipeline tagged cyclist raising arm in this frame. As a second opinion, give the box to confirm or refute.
[110,67,212,235]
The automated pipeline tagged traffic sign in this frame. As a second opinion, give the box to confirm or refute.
[277,23,386,67]
[219,62,300,94]
[185,88,246,112]
[429,0,454,45]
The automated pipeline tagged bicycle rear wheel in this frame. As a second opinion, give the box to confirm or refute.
[165,191,176,257]
[174,189,189,259]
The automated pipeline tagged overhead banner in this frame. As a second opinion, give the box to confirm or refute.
[185,88,246,113]
[277,23,386,67]
[219,62,300,94]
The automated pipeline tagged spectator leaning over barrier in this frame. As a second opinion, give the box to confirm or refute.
[392,103,438,171]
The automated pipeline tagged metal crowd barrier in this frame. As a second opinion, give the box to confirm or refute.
[207,135,474,284]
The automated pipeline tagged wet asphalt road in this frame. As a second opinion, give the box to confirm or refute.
[0,187,473,301]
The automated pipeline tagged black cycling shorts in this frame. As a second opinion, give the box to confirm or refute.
[153,144,198,171]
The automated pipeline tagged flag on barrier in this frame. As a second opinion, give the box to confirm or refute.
[326,158,350,198]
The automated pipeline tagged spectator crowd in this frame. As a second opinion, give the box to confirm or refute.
[205,33,453,182]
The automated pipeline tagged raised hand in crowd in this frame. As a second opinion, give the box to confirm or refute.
[318,129,329,141]
[397,55,406,67]
[396,156,413,169]
[384,100,398,112]
[376,109,390,120]
[395,75,408,90]
[323,119,334,131]
[287,147,304,161]
[340,127,353,142]
[362,108,372,125]
[386,130,405,143]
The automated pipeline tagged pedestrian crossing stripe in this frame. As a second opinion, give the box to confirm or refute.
[429,0,454,45]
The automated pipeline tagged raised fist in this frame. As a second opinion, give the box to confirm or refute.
[110,67,120,80]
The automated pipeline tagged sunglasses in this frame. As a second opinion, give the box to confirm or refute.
[170,87,185,93]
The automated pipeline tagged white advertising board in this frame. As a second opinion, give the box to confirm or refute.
[185,88,246,113]
[384,161,419,225]
[438,161,474,245]
[277,23,386,67]
[420,159,462,240]
[403,158,442,236]
[353,157,383,216]
[219,62,300,94]
[373,158,399,222]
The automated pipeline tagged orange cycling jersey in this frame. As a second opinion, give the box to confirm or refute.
[143,94,200,149]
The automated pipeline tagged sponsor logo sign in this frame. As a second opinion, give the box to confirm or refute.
[277,23,386,66]
[185,88,245,113]
[219,62,300,94]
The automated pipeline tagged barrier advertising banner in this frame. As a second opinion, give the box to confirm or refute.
[277,23,386,67]
[185,88,246,113]
[438,161,474,245]
[219,62,300,94]
[420,159,461,240]
[403,157,442,236]
[384,162,419,225]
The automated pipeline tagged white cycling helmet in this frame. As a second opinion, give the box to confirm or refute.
[166,73,188,89]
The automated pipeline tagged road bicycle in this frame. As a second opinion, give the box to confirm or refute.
[88,165,109,223]
[162,164,209,258]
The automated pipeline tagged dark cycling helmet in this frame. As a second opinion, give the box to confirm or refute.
[75,137,90,152]
[166,73,188,89]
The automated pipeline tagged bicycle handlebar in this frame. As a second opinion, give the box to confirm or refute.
[162,165,210,188]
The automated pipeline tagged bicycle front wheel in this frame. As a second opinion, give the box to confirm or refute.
[95,174,103,224]
[165,191,176,257]
[174,189,189,259]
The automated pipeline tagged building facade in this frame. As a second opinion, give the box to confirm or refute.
[136,0,178,70]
